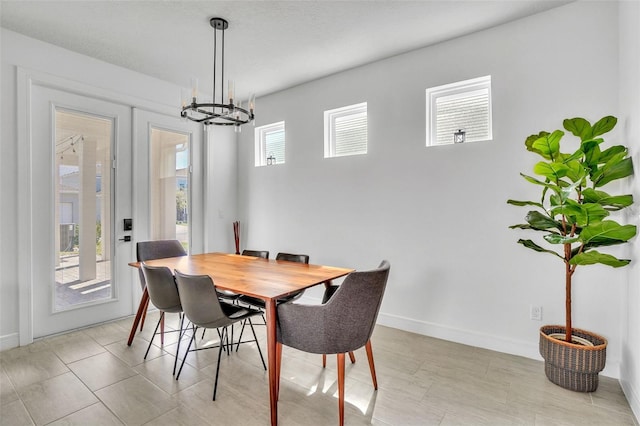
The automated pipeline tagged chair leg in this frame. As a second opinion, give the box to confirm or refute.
[160,312,165,345]
[176,324,197,380]
[144,312,164,360]
[337,353,345,426]
[213,327,226,401]
[247,318,266,370]
[216,329,229,355]
[323,351,354,367]
[365,339,378,390]
[235,320,247,352]
[276,342,283,401]
[173,313,186,376]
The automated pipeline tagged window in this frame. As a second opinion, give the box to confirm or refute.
[324,102,367,158]
[426,75,492,146]
[255,121,285,166]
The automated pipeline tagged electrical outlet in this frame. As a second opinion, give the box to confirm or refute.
[530,305,542,321]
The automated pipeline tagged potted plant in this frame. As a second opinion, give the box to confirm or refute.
[508,115,636,392]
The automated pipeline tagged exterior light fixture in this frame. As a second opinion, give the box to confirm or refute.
[454,129,466,143]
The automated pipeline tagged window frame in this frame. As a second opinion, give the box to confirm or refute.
[324,102,368,158]
[254,121,285,167]
[425,75,492,147]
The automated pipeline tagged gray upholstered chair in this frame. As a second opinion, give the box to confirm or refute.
[321,282,355,367]
[136,240,187,332]
[140,263,185,375]
[174,269,267,401]
[276,260,390,426]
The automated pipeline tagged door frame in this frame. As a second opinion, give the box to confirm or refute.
[17,67,191,345]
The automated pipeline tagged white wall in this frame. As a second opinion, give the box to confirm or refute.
[238,1,629,377]
[619,0,640,419]
[0,29,236,348]
[204,126,238,254]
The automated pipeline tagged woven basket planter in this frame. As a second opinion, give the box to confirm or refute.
[539,325,607,392]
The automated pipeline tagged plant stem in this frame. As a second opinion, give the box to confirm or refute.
[564,242,572,342]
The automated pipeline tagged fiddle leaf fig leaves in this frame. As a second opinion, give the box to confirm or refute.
[533,161,570,181]
[592,156,634,187]
[591,116,617,138]
[579,221,637,245]
[509,115,635,270]
[517,239,563,259]
[599,145,627,164]
[544,234,580,245]
[525,211,561,231]
[530,130,564,161]
[507,199,544,209]
[570,251,631,268]
[582,188,634,211]
[563,117,592,140]
[525,131,550,157]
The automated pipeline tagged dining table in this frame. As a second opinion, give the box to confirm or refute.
[128,252,353,426]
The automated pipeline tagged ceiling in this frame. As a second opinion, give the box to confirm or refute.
[1,1,572,101]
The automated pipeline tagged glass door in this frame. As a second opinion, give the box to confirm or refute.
[30,85,133,338]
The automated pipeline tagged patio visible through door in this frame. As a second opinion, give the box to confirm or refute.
[55,110,113,309]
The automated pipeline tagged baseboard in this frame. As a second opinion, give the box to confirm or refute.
[0,333,20,351]
[376,311,621,379]
[621,379,640,425]
[377,311,538,358]
[278,296,624,379]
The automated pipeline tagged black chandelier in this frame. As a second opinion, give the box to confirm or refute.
[181,18,254,129]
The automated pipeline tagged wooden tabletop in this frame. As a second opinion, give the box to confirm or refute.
[136,252,354,301]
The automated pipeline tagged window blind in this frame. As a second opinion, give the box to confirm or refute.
[334,111,367,156]
[434,88,490,145]
[265,129,285,164]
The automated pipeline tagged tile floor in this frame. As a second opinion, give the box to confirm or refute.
[0,312,637,425]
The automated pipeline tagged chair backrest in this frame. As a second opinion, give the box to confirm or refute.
[242,249,269,259]
[136,240,187,290]
[276,252,309,264]
[137,239,187,261]
[141,263,182,313]
[331,260,390,344]
[174,270,229,329]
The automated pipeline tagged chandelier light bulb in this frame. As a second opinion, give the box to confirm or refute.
[190,77,198,100]
[228,80,235,104]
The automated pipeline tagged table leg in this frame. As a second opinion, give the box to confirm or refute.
[127,288,149,346]
[139,297,149,331]
[265,299,278,426]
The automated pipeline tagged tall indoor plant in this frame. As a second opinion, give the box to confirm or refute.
[508,115,636,391]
